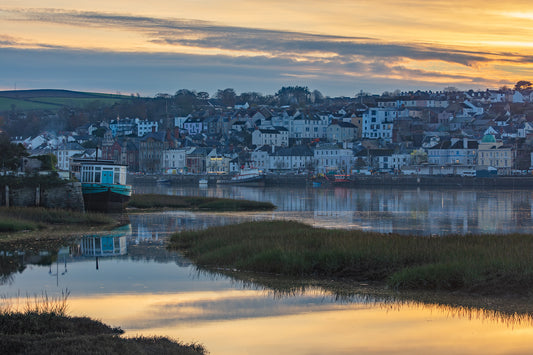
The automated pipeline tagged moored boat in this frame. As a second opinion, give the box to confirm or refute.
[71,159,132,212]
[217,168,265,186]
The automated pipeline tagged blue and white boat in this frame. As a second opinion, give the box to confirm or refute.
[71,159,132,212]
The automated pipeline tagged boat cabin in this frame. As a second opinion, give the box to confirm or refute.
[71,159,128,185]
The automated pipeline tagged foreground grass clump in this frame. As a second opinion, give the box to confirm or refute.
[0,292,206,355]
[169,220,533,296]
[0,207,114,231]
[129,193,275,211]
[0,217,39,232]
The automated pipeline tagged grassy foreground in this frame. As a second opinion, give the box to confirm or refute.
[0,207,116,237]
[128,194,275,211]
[169,220,533,296]
[0,293,205,355]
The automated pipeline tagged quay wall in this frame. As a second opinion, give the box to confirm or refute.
[0,182,84,211]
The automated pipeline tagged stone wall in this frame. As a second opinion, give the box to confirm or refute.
[1,182,84,211]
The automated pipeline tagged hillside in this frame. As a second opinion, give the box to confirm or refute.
[0,89,133,111]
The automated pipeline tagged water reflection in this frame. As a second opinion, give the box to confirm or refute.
[3,185,533,354]
[135,184,533,235]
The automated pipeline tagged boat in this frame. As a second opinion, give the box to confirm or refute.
[333,174,350,184]
[199,178,208,187]
[156,178,170,184]
[217,168,265,186]
[71,158,132,212]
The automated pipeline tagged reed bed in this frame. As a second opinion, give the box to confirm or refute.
[0,207,114,226]
[169,220,533,295]
[129,193,275,211]
[0,217,39,232]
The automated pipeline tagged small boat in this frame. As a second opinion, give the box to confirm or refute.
[199,178,208,187]
[333,174,350,183]
[217,168,265,186]
[156,178,170,184]
[71,158,132,212]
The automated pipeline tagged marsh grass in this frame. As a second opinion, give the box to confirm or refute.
[0,217,39,232]
[170,220,533,296]
[0,207,114,226]
[0,290,70,317]
[129,193,275,211]
[0,290,206,354]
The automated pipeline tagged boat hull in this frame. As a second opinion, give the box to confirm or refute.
[216,175,265,187]
[82,183,132,212]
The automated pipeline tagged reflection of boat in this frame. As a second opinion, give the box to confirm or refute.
[71,159,132,212]
[80,225,131,257]
[157,178,170,184]
[217,168,265,186]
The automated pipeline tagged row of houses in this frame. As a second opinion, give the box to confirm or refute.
[48,132,519,177]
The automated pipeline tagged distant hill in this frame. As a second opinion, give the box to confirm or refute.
[0,89,134,111]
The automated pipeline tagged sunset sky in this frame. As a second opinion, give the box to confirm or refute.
[1,0,533,97]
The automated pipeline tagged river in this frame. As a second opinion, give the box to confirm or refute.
[2,185,533,354]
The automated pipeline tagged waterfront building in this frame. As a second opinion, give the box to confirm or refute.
[206,149,231,174]
[162,148,187,174]
[477,134,514,175]
[314,144,353,174]
[426,138,478,166]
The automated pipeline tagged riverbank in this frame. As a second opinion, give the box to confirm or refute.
[0,206,121,242]
[129,173,533,189]
[169,221,533,308]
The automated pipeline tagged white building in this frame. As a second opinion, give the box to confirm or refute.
[289,113,329,139]
[251,146,271,171]
[109,118,136,137]
[183,117,204,135]
[314,144,353,174]
[174,115,191,129]
[326,121,356,142]
[136,119,158,137]
[390,153,412,171]
[54,142,85,171]
[162,148,187,174]
[426,138,478,166]
[252,127,289,147]
[206,149,231,175]
[362,108,408,142]
[270,146,314,173]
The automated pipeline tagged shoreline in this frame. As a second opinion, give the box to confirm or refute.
[129,173,533,189]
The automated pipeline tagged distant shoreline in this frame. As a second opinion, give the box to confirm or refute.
[129,173,533,189]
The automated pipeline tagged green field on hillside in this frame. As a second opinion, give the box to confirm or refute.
[0,90,133,111]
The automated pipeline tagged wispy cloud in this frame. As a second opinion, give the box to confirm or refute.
[1,5,530,95]
[3,7,530,67]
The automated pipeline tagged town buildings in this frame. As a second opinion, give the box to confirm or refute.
[15,86,533,178]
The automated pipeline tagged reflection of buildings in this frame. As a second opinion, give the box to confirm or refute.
[79,225,131,257]
[80,235,127,256]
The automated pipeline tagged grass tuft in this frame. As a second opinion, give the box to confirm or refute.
[0,290,207,354]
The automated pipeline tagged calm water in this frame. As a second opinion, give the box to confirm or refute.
[2,185,533,354]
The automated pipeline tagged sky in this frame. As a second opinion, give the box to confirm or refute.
[1,0,533,97]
